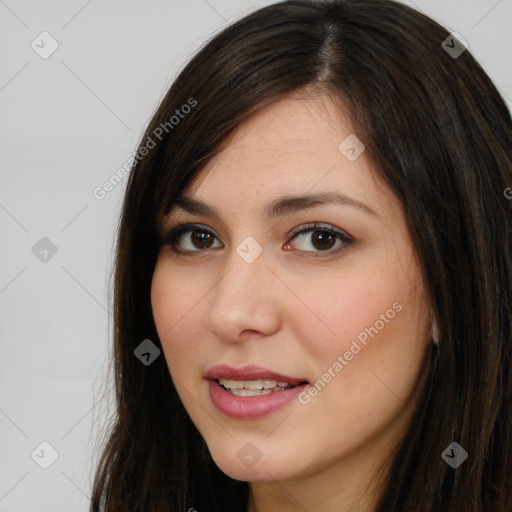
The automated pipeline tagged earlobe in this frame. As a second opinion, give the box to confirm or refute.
[431,316,439,345]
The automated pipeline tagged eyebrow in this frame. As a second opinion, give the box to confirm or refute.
[165,191,378,221]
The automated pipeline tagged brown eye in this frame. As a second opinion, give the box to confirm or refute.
[286,223,353,255]
[306,230,337,251]
[189,229,215,249]
[161,224,222,253]
[162,222,353,257]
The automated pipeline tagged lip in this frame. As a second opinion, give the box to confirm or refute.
[205,364,309,420]
[204,364,308,386]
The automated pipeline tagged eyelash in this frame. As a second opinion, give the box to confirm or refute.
[160,222,354,257]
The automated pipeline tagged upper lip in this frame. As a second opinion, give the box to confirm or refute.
[205,364,308,385]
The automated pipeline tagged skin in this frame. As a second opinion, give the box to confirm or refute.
[151,91,432,512]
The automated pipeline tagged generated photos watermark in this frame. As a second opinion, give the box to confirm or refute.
[92,97,197,200]
[298,301,403,405]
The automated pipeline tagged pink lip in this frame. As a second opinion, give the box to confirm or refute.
[205,364,309,420]
[204,364,307,385]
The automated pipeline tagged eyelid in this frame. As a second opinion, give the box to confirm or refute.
[287,222,352,241]
[160,223,220,251]
[160,221,354,256]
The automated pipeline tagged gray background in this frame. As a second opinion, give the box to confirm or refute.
[1,0,511,510]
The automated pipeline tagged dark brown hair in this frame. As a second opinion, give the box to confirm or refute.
[90,1,512,510]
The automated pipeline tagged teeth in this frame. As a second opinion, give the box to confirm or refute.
[262,379,278,389]
[226,379,243,389]
[217,377,294,392]
[230,389,272,396]
[244,379,263,390]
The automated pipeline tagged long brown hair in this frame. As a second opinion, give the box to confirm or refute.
[90,1,512,510]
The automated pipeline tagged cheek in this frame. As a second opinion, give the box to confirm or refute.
[296,264,425,395]
[294,269,402,361]
[150,258,203,377]
[289,278,426,464]
[151,255,205,338]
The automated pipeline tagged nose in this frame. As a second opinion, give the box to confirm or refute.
[205,245,282,344]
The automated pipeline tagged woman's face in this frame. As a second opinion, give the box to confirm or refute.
[151,93,431,493]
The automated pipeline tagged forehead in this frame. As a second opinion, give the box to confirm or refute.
[179,94,397,221]
[209,93,351,164]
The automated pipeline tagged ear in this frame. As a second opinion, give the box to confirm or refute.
[431,315,439,345]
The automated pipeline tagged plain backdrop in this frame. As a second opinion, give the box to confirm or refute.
[0,0,511,510]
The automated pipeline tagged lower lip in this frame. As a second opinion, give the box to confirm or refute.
[208,380,308,420]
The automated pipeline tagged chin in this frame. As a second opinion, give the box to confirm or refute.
[205,441,305,483]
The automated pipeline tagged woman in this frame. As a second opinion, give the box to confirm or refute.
[90,1,512,511]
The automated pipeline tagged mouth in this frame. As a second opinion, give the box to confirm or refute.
[216,377,306,396]
[205,364,310,419]
[204,363,309,388]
